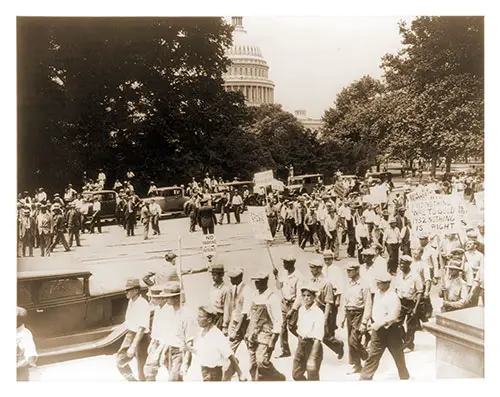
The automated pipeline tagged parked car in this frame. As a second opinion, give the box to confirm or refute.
[82,190,118,223]
[143,186,189,217]
[286,174,324,196]
[17,269,147,364]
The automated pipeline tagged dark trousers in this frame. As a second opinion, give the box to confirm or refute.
[233,205,242,223]
[280,299,298,354]
[386,243,400,274]
[116,211,124,229]
[400,298,419,350]
[300,224,317,249]
[366,223,374,242]
[292,337,323,381]
[297,223,305,246]
[39,233,52,256]
[284,219,295,242]
[247,340,285,381]
[357,237,370,264]
[22,234,34,257]
[219,206,230,224]
[90,213,101,233]
[360,325,410,380]
[201,366,223,382]
[346,309,368,369]
[320,305,343,356]
[68,227,81,247]
[189,215,197,232]
[268,216,278,238]
[126,217,135,236]
[116,331,150,381]
[346,220,356,257]
[317,224,326,251]
[152,215,160,235]
[49,231,70,252]
[202,225,215,235]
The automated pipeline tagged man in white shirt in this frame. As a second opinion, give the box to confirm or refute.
[97,168,106,186]
[149,199,162,235]
[355,216,371,264]
[17,307,38,381]
[144,282,193,381]
[116,279,151,381]
[90,196,102,233]
[63,184,77,204]
[231,191,244,224]
[384,217,401,275]
[360,272,409,380]
[292,284,325,381]
[235,272,285,381]
[185,306,246,381]
[273,256,303,358]
[36,187,47,203]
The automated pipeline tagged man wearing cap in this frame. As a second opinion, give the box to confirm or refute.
[395,208,411,256]
[36,204,53,257]
[187,305,246,382]
[197,196,217,235]
[440,233,461,270]
[273,256,303,358]
[301,205,320,252]
[292,283,325,381]
[140,201,152,240]
[17,306,38,381]
[64,184,77,204]
[231,190,244,224]
[447,247,474,289]
[355,216,371,264]
[124,195,137,237]
[465,240,484,307]
[235,272,285,381]
[65,202,81,248]
[394,256,423,353]
[384,217,401,275]
[324,205,341,259]
[89,196,102,234]
[439,262,468,313]
[292,261,344,360]
[322,250,343,333]
[340,263,370,374]
[419,235,439,285]
[294,197,307,247]
[265,198,279,238]
[48,205,71,254]
[116,279,151,381]
[19,207,35,257]
[224,268,253,380]
[144,282,194,381]
[207,264,232,334]
[360,272,410,380]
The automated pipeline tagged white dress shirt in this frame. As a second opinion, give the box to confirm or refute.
[124,296,151,334]
[231,195,243,206]
[371,288,401,327]
[297,303,325,340]
[194,325,233,368]
[280,270,304,302]
[17,325,37,368]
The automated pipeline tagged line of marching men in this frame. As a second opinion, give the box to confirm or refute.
[111,233,485,382]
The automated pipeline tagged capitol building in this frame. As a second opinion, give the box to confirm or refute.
[223,17,323,132]
[223,17,275,106]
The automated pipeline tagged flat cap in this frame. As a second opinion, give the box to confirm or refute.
[300,283,319,294]
[210,264,225,273]
[308,260,324,268]
[450,248,465,255]
[362,247,376,256]
[251,271,269,280]
[399,255,413,264]
[281,256,296,264]
[375,272,393,283]
[322,250,334,258]
[228,267,243,278]
[346,263,360,271]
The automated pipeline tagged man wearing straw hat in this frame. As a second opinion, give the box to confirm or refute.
[439,261,468,313]
[116,279,151,381]
[144,282,193,382]
[360,272,410,381]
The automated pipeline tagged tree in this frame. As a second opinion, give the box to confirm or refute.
[381,16,484,174]
[18,17,259,194]
[246,104,320,180]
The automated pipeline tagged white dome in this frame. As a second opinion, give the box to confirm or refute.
[223,17,275,106]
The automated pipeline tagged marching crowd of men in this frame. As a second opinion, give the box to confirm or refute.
[17,166,485,381]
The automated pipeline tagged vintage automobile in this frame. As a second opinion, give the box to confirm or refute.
[17,269,147,364]
[82,190,118,223]
[286,173,325,196]
[143,186,189,217]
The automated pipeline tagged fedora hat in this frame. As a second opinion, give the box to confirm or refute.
[125,279,141,291]
[210,264,225,273]
[251,271,269,280]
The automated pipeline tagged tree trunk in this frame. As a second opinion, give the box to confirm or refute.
[445,156,452,173]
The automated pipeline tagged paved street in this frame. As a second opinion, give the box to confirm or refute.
[20,211,439,381]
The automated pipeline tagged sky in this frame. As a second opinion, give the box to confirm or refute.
[238,16,415,119]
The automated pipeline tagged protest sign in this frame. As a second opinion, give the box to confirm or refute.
[254,170,274,188]
[408,194,462,237]
[201,234,217,258]
[369,184,388,204]
[247,206,273,240]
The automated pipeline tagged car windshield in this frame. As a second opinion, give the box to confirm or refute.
[161,189,182,197]
[84,192,115,201]
[39,277,85,301]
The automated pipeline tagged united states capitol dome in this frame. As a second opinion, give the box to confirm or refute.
[223,17,275,106]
